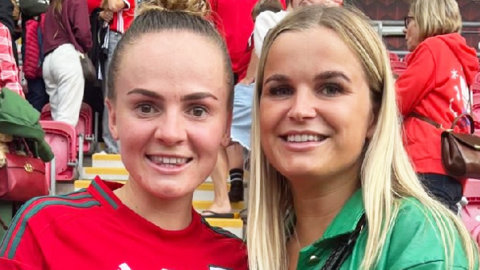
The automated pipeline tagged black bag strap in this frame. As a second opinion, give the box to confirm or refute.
[410,112,443,129]
[320,214,366,270]
[410,112,475,134]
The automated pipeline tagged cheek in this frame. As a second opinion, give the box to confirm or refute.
[192,121,227,155]
[332,100,372,146]
[259,101,277,136]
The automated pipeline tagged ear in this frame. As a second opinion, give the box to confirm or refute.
[366,110,377,140]
[105,99,119,141]
[221,110,233,148]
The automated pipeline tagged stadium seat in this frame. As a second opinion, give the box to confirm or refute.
[472,83,480,94]
[40,103,52,121]
[40,103,96,154]
[40,120,83,181]
[472,93,480,135]
[78,103,97,154]
[403,53,412,63]
[391,61,407,77]
[388,52,399,62]
[462,179,480,245]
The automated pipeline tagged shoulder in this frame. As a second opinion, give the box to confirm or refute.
[199,216,245,250]
[0,22,9,32]
[200,216,244,241]
[0,190,101,260]
[13,189,100,227]
[383,198,470,269]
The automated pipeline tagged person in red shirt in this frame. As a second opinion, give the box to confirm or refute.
[0,0,247,269]
[0,22,23,98]
[396,0,479,213]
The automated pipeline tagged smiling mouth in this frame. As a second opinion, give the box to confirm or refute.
[146,155,193,167]
[280,134,327,142]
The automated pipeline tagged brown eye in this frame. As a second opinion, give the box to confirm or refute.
[135,103,158,116]
[188,106,208,118]
[269,86,293,96]
[139,104,153,113]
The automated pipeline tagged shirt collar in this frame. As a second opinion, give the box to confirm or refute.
[321,188,365,240]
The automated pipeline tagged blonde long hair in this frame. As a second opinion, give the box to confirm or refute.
[247,5,478,270]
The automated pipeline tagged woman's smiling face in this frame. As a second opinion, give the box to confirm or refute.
[107,31,231,199]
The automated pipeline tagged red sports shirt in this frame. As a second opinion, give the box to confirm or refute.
[0,177,247,270]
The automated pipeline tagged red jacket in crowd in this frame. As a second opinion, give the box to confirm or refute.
[396,33,479,176]
[209,0,258,81]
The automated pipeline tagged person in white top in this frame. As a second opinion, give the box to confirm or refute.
[253,0,343,58]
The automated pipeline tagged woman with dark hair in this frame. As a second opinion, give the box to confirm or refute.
[41,0,92,126]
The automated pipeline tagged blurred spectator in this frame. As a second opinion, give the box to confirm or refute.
[42,0,92,126]
[0,21,23,97]
[396,0,478,213]
[23,15,48,111]
[101,0,135,154]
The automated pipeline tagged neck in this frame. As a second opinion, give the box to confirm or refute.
[290,170,360,248]
[114,178,194,231]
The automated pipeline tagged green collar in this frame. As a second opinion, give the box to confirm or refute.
[320,188,365,241]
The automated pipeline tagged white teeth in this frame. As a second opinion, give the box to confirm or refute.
[286,134,324,142]
[149,156,188,164]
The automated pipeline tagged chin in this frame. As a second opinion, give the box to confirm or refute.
[143,181,194,200]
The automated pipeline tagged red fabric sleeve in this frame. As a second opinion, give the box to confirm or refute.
[0,258,42,270]
[0,221,45,269]
[69,0,93,53]
[395,44,436,116]
[87,0,102,14]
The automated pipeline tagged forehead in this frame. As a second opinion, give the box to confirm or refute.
[115,31,227,99]
[264,27,365,83]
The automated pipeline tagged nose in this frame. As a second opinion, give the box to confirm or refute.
[154,110,186,146]
[403,28,407,34]
[287,87,317,121]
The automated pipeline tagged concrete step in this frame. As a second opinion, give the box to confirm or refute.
[92,153,124,168]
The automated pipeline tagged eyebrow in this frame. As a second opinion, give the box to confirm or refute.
[180,92,218,102]
[264,71,351,85]
[314,71,351,83]
[264,74,289,85]
[127,88,162,99]
[126,88,218,101]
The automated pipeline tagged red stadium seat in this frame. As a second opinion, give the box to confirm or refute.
[472,83,480,94]
[388,52,400,62]
[462,179,480,246]
[40,120,83,181]
[40,103,96,154]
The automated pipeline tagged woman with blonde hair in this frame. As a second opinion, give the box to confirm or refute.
[247,5,478,270]
[396,0,479,213]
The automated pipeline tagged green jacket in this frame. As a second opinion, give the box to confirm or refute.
[0,88,53,162]
[295,189,478,270]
